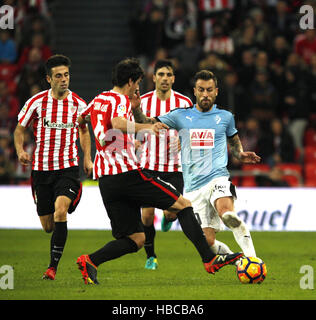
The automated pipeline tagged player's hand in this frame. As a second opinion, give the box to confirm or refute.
[169,135,181,153]
[239,151,261,164]
[135,139,142,151]
[83,158,93,177]
[17,150,32,166]
[152,122,169,136]
[130,89,141,110]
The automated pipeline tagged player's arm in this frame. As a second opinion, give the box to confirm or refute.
[14,123,32,166]
[78,115,88,126]
[111,117,168,136]
[130,89,157,124]
[79,124,93,177]
[132,106,157,124]
[228,134,261,164]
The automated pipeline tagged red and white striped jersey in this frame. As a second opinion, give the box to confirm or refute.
[18,89,87,171]
[80,90,139,179]
[138,90,192,172]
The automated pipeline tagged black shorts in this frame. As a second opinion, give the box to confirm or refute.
[31,166,82,216]
[141,169,184,208]
[98,169,181,239]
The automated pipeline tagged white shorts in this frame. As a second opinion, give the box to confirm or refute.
[183,177,237,232]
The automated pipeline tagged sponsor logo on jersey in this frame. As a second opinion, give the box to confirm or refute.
[190,129,215,149]
[43,118,75,129]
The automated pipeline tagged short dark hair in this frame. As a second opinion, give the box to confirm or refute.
[154,59,174,74]
[112,57,144,87]
[193,70,218,87]
[45,54,71,77]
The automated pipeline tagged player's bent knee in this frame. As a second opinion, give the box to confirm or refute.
[43,226,54,233]
[221,211,241,229]
[163,210,177,222]
[170,195,192,212]
[128,232,145,250]
[40,215,54,233]
[54,210,68,222]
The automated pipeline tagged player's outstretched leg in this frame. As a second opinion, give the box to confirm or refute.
[204,252,244,274]
[174,205,243,274]
[222,211,256,257]
[76,236,140,284]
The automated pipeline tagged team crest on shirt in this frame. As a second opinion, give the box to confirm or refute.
[190,129,215,149]
[70,105,77,114]
[215,115,221,124]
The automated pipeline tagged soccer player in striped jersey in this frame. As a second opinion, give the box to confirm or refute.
[14,54,93,280]
[136,59,192,270]
[76,58,242,285]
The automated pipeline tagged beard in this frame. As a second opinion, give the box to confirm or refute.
[198,97,215,112]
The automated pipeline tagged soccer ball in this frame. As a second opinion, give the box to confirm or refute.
[236,257,267,284]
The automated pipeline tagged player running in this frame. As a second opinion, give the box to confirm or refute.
[76,58,242,285]
[14,54,93,280]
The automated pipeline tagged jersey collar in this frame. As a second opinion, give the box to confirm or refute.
[193,103,217,114]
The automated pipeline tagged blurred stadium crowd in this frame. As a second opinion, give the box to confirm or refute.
[0,0,316,187]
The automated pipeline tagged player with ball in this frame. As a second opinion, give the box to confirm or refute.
[132,70,267,283]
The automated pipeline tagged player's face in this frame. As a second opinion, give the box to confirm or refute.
[47,65,70,96]
[194,79,218,112]
[153,66,175,93]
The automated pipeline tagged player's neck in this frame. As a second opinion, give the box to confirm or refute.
[156,89,171,101]
[51,89,69,100]
[196,103,214,113]
[112,86,130,97]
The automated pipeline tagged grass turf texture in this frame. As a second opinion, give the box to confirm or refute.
[0,229,315,300]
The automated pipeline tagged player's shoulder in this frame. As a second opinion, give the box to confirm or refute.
[71,91,87,106]
[91,91,128,109]
[90,91,112,105]
[169,105,194,114]
[23,90,49,111]
[216,105,234,117]
[140,90,154,100]
[173,91,193,105]
[99,90,127,102]
[26,89,49,104]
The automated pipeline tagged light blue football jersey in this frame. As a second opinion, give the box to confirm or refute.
[158,104,237,192]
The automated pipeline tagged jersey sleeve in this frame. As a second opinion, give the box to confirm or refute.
[226,113,238,137]
[80,100,93,122]
[18,98,38,128]
[157,109,179,130]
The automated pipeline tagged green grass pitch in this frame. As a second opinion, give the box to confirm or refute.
[0,229,315,300]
